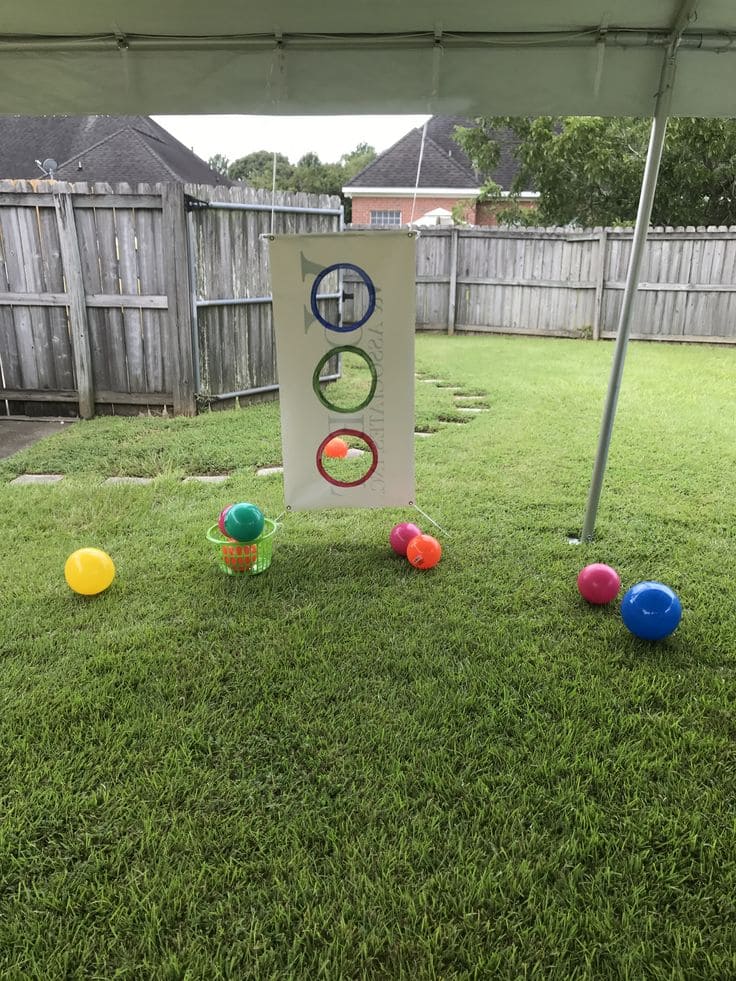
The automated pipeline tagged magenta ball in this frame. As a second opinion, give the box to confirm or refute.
[217,505,233,536]
[577,563,621,605]
[390,522,423,556]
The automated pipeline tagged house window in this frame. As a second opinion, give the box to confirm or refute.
[370,210,402,227]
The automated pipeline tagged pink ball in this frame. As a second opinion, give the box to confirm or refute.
[218,505,233,536]
[390,522,423,556]
[577,563,621,605]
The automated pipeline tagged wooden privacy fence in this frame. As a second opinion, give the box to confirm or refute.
[347,225,736,344]
[0,180,341,418]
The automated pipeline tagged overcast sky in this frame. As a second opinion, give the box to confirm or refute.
[153,114,431,165]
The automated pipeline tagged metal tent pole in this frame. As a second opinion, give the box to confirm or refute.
[580,0,696,541]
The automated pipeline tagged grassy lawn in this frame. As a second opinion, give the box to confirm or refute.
[1,333,735,979]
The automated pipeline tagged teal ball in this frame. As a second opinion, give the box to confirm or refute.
[223,502,265,543]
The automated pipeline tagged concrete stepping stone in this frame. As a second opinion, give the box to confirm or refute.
[103,476,154,485]
[183,475,229,484]
[454,394,488,401]
[10,473,64,485]
[414,431,435,438]
[420,378,444,384]
[256,466,284,476]
[457,406,487,413]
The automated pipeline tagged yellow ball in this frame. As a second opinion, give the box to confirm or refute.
[64,547,116,596]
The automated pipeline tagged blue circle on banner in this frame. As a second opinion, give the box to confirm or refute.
[310,262,376,332]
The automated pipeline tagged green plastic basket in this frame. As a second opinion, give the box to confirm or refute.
[206,518,279,576]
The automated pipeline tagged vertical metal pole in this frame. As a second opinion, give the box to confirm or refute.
[337,205,345,379]
[338,204,345,328]
[580,36,682,541]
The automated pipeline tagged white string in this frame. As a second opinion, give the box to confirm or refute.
[409,120,428,226]
[412,502,450,537]
[270,150,277,236]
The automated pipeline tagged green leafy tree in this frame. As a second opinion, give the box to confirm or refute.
[455,117,736,227]
[227,150,295,189]
[338,144,377,221]
[340,142,377,183]
[207,153,230,177]
[211,143,377,220]
[291,152,343,197]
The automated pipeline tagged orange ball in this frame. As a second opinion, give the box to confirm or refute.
[324,437,349,458]
[406,534,442,570]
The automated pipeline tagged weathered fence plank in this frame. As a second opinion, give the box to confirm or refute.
[0,218,21,392]
[36,204,74,391]
[0,204,40,390]
[135,184,167,394]
[115,189,147,393]
[93,190,129,393]
[162,183,196,416]
[54,192,94,418]
[16,201,55,391]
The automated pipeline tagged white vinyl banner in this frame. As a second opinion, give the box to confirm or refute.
[269,231,416,510]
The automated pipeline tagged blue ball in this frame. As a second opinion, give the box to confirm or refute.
[620,581,682,641]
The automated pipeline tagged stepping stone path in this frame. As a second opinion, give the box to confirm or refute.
[10,474,64,485]
[418,377,492,431]
[6,378,490,488]
[103,476,154,486]
[183,475,229,484]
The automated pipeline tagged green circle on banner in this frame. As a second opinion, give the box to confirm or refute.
[312,346,378,413]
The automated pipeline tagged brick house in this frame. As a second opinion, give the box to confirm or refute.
[343,115,537,227]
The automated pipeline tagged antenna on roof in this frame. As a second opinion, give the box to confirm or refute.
[35,158,58,179]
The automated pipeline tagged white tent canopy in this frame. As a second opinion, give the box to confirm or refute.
[2,0,734,539]
[1,1,735,117]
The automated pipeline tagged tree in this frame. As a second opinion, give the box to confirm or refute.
[227,150,294,189]
[455,117,736,227]
[207,153,230,177]
[291,152,345,197]
[340,142,377,183]
[209,143,377,220]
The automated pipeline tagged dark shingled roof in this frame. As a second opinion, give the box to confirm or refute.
[346,115,532,192]
[348,127,479,189]
[0,115,233,185]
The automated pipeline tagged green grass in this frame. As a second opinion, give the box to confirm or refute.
[1,334,735,979]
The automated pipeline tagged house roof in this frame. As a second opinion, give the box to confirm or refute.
[345,116,533,193]
[0,115,233,185]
